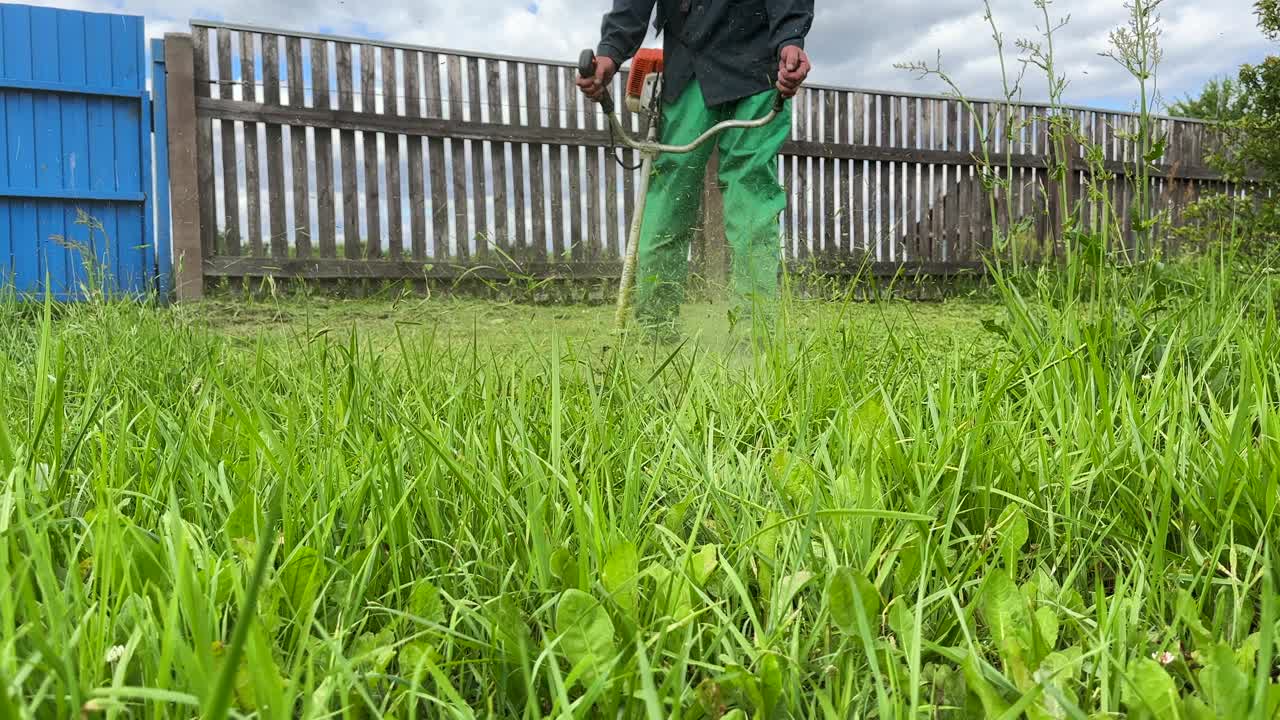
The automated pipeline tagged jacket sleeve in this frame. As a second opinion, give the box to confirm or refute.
[766,0,814,54]
[596,0,658,66]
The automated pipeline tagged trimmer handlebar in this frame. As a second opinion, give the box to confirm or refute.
[578,49,615,115]
[578,48,786,156]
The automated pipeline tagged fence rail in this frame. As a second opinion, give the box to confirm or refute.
[168,20,1245,297]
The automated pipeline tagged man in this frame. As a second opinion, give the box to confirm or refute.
[577,0,814,342]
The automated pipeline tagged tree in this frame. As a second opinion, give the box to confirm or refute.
[1167,77,1248,121]
[1234,56,1280,184]
[1229,4,1279,186]
[1177,4,1279,256]
[1258,0,1279,39]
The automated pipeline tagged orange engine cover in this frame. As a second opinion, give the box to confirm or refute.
[626,48,665,99]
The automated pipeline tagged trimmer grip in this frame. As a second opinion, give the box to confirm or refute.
[578,49,616,115]
[773,92,786,114]
[578,49,597,79]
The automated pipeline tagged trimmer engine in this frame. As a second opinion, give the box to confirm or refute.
[625,48,664,113]
[625,48,664,136]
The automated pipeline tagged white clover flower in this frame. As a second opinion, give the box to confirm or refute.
[105,645,126,664]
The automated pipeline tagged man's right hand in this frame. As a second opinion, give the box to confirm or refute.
[576,55,618,103]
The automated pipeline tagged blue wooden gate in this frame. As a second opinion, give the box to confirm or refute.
[0,4,160,300]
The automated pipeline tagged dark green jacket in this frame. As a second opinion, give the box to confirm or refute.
[596,0,814,108]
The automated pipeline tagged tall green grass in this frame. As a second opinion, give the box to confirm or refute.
[1,253,1277,718]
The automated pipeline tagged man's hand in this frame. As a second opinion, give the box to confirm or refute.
[576,56,618,103]
[776,46,811,98]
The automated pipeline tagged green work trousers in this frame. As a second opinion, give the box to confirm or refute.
[634,79,791,334]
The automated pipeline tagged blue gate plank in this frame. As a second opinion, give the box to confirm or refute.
[57,10,87,85]
[93,200,115,290]
[1,6,35,81]
[31,8,58,82]
[111,14,141,91]
[0,203,8,284]
[84,12,112,88]
[113,202,128,289]
[62,203,84,293]
[87,97,114,193]
[117,207,145,293]
[38,199,66,293]
[0,91,7,183]
[8,200,37,291]
[60,96,90,191]
[115,99,142,193]
[35,95,62,190]
[6,93,35,186]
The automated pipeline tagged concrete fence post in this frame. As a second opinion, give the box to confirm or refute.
[164,33,206,300]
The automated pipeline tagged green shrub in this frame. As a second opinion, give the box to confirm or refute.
[1175,191,1280,261]
[1176,7,1278,259]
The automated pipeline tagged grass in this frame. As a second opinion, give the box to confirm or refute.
[1,255,1278,719]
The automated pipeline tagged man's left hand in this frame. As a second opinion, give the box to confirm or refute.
[777,46,811,98]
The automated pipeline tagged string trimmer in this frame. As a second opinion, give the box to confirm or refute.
[577,49,785,332]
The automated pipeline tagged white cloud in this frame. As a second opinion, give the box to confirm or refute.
[18,0,1276,109]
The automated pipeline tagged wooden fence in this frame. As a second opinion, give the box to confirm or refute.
[162,21,1242,299]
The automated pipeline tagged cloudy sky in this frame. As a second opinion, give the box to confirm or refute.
[26,0,1275,111]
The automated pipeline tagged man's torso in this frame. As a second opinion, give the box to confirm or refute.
[653,0,776,108]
